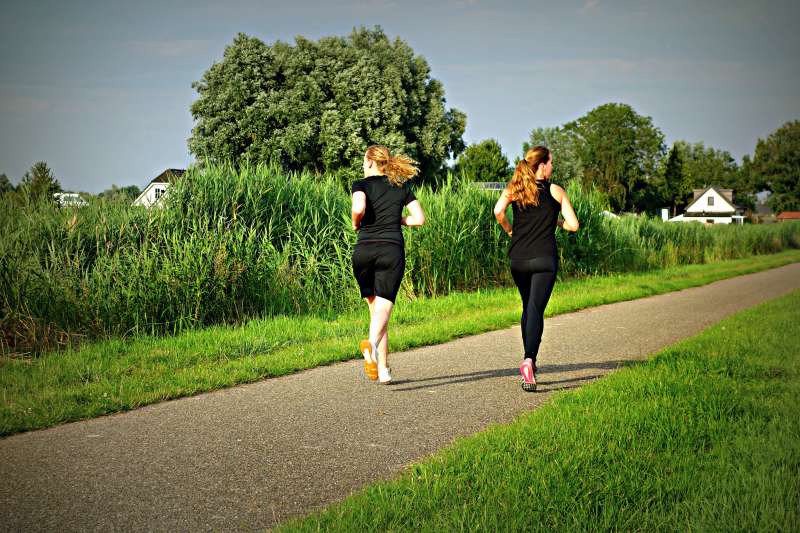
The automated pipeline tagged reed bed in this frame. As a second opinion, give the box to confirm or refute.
[2,164,798,354]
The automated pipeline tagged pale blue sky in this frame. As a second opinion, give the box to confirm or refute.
[1,0,798,192]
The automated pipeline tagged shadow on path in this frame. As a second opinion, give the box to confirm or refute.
[391,359,636,392]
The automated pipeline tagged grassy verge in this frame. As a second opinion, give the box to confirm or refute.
[1,250,799,436]
[280,289,800,532]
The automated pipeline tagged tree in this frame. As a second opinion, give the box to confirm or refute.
[564,103,665,212]
[731,155,758,212]
[189,27,466,185]
[661,144,690,216]
[19,161,61,201]
[675,141,738,188]
[522,127,583,185]
[752,120,800,213]
[453,139,511,182]
[674,140,757,210]
[98,184,141,202]
[0,173,13,194]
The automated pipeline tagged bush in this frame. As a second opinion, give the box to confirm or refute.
[2,165,798,354]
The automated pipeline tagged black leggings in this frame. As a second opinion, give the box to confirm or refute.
[510,256,558,365]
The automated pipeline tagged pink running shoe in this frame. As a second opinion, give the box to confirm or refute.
[520,359,536,392]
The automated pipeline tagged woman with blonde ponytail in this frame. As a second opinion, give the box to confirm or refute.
[493,146,579,391]
[351,145,426,384]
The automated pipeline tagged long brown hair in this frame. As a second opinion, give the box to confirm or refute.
[365,145,419,187]
[508,146,550,207]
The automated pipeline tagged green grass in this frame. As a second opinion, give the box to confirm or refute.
[279,289,800,532]
[1,250,799,437]
[4,163,799,355]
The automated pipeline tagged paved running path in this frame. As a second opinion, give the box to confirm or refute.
[2,263,799,532]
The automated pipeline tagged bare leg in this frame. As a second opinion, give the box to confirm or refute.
[377,331,389,368]
[368,296,394,369]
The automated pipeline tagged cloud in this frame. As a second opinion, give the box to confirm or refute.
[349,0,399,7]
[123,39,212,58]
[442,57,750,85]
[0,92,50,113]
[581,0,599,13]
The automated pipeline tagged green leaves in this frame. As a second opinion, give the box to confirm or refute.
[564,103,666,213]
[189,27,466,185]
[753,120,800,213]
[453,139,511,183]
[524,127,584,186]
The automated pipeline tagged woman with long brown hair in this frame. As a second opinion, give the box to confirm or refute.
[493,146,579,391]
[351,145,426,384]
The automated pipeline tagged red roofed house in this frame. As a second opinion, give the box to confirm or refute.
[776,211,800,222]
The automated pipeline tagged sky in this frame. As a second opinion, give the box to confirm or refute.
[1,0,798,193]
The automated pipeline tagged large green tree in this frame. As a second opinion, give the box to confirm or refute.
[565,103,665,212]
[675,141,738,188]
[19,161,61,201]
[661,144,690,216]
[189,27,466,184]
[523,127,583,185]
[752,120,800,213]
[732,155,759,212]
[454,139,511,182]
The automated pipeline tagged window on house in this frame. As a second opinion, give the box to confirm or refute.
[155,188,165,199]
[707,196,714,206]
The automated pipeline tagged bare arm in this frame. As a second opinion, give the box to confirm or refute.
[493,188,513,236]
[401,200,426,227]
[550,184,579,232]
[351,191,366,231]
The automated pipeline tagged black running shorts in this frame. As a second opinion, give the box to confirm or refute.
[351,242,405,303]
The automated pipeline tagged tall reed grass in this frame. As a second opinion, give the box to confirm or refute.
[2,165,798,354]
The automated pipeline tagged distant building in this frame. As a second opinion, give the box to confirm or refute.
[668,186,744,225]
[54,192,87,208]
[132,169,185,208]
[776,211,800,222]
[751,199,775,224]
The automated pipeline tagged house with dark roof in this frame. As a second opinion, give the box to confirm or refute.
[668,186,745,225]
[132,168,185,208]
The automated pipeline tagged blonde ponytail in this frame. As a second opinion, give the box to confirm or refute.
[365,145,419,187]
[508,146,550,208]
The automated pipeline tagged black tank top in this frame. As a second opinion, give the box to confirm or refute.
[508,181,559,260]
[352,175,416,245]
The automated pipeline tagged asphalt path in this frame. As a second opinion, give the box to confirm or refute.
[2,262,799,532]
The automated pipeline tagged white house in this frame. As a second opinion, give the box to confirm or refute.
[132,169,185,208]
[669,186,744,225]
[54,192,88,207]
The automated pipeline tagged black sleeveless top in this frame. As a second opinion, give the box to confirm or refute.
[508,181,560,260]
[351,175,416,245]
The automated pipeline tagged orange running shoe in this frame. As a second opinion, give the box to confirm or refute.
[359,339,378,381]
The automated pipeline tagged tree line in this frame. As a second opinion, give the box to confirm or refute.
[0,162,140,204]
[455,111,799,215]
[189,26,798,215]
